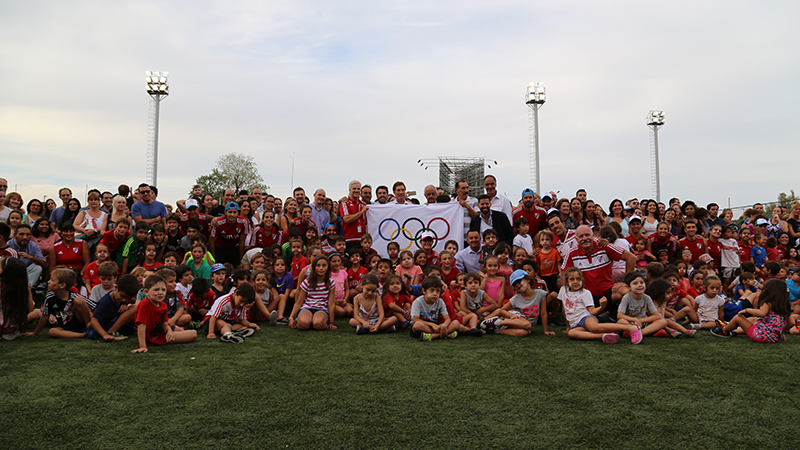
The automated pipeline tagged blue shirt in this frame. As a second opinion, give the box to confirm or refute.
[750,245,766,266]
[311,204,330,235]
[131,200,167,221]
[787,279,800,303]
[455,246,482,274]
[8,239,44,267]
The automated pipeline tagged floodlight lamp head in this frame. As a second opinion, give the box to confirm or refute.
[525,81,546,105]
[647,110,665,126]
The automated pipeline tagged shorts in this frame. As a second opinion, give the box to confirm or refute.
[746,325,766,343]
[60,317,86,333]
[542,274,558,293]
[300,307,329,318]
[721,267,735,278]
[575,315,594,329]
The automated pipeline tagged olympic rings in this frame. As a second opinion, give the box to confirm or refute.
[426,217,449,241]
[378,216,451,250]
[378,218,401,242]
[402,217,425,240]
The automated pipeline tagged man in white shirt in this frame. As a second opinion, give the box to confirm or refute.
[484,175,513,226]
[390,181,411,205]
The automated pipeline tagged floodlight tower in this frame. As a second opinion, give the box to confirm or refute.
[647,110,665,202]
[525,82,546,195]
[145,71,169,187]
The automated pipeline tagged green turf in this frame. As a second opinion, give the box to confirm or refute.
[2,321,799,449]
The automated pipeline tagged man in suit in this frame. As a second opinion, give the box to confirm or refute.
[469,194,514,246]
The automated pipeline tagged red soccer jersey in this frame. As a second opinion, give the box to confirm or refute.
[188,290,217,312]
[562,242,624,297]
[339,198,367,243]
[347,265,369,289]
[738,240,752,262]
[291,255,308,279]
[290,217,317,236]
[439,289,459,322]
[135,298,169,345]
[139,261,163,271]
[648,233,679,255]
[84,261,101,287]
[180,212,210,236]
[440,265,459,289]
[253,224,282,249]
[679,237,706,263]
[210,217,248,248]
[206,293,247,323]
[707,240,722,268]
[99,229,131,253]
[53,239,85,270]
[766,247,779,262]
[512,205,548,233]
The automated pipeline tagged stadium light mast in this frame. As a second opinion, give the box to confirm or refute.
[647,110,665,202]
[525,82,546,195]
[145,71,169,187]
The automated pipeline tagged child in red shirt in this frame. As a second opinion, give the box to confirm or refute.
[290,238,307,279]
[132,274,196,353]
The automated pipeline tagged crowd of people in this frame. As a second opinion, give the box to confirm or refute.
[1,174,799,350]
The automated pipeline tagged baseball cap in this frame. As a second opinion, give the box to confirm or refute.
[210,263,225,273]
[755,218,768,226]
[420,231,435,240]
[225,202,239,211]
[541,192,554,201]
[628,215,643,223]
[509,269,529,286]
[546,208,559,217]
[185,199,199,209]
[521,188,535,198]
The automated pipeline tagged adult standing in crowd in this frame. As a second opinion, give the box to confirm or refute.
[49,187,73,230]
[361,185,373,204]
[210,189,235,217]
[131,184,167,227]
[454,180,478,244]
[423,185,437,205]
[375,185,389,204]
[470,194,513,246]
[293,187,307,207]
[483,175,513,226]
[513,188,547,236]
[311,189,330,235]
[390,181,411,205]
[340,180,368,253]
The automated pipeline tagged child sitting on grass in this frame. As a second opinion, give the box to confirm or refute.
[203,282,259,343]
[329,253,353,319]
[645,278,697,337]
[350,273,396,334]
[382,274,413,329]
[459,273,498,319]
[481,269,555,337]
[1,258,39,340]
[88,261,119,308]
[83,243,112,291]
[712,278,791,342]
[558,267,642,344]
[411,275,457,341]
[426,265,483,337]
[86,274,139,341]
[692,275,726,330]
[289,255,337,331]
[251,269,280,326]
[616,272,669,338]
[187,277,215,322]
[32,268,92,338]
[132,274,197,353]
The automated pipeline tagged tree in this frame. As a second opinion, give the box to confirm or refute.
[766,190,798,218]
[195,153,267,200]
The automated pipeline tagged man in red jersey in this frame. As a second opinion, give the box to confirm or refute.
[179,199,210,237]
[513,188,547,235]
[679,222,707,263]
[340,180,369,254]
[209,202,247,267]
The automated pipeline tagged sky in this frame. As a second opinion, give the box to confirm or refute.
[1,1,798,214]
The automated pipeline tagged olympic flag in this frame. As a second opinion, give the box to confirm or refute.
[366,203,465,258]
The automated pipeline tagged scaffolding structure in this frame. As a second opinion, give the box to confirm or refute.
[418,157,486,198]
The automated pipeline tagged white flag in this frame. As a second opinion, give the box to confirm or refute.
[365,203,464,258]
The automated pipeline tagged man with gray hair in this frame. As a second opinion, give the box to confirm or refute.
[340,180,369,253]
[423,185,437,205]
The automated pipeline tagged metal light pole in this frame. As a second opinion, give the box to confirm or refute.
[647,110,665,202]
[145,71,169,186]
[525,82,546,195]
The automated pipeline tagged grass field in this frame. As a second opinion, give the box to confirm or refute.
[2,319,800,449]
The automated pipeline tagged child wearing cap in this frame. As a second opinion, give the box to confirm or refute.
[418,231,438,266]
[480,269,554,337]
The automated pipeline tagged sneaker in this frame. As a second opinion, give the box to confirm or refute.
[276,317,289,325]
[379,325,396,334]
[687,323,702,330]
[402,320,412,330]
[602,333,619,344]
[446,330,458,339]
[110,331,128,341]
[666,328,681,338]
[683,329,698,338]
[630,326,643,344]
[480,316,502,331]
[220,333,244,344]
[269,310,279,326]
[419,332,432,342]
[84,329,99,340]
[653,329,668,338]
[356,326,369,335]
[715,319,728,329]
[711,327,731,338]
[232,328,255,338]
[465,327,483,337]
